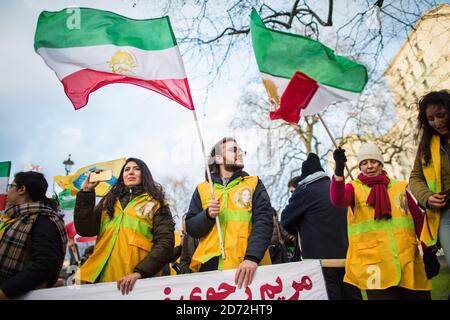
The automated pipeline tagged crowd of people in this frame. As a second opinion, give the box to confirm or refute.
[0,90,449,300]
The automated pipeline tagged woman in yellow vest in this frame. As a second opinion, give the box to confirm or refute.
[74,158,174,295]
[331,143,431,300]
[409,90,450,286]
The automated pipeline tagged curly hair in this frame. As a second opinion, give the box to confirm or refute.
[415,90,450,165]
[96,158,165,218]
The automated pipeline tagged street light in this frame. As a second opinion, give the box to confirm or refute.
[63,154,74,176]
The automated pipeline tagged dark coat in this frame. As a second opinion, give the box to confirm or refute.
[185,170,273,269]
[74,190,174,278]
[0,216,64,298]
[281,177,348,259]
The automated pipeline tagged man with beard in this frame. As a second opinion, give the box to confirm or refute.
[186,137,273,289]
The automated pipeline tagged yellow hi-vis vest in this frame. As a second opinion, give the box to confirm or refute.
[420,134,442,247]
[76,193,161,283]
[190,176,272,272]
[344,178,431,291]
[169,230,182,275]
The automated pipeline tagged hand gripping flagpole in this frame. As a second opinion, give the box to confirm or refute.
[192,109,226,260]
[317,113,354,180]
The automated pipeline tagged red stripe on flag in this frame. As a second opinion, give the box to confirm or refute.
[0,194,7,211]
[61,69,195,110]
[75,236,97,243]
[269,72,318,124]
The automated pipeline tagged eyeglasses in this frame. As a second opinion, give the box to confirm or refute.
[6,183,17,191]
[226,146,247,156]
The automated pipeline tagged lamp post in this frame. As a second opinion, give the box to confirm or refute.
[63,154,74,176]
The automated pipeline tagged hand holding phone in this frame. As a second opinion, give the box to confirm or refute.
[89,170,113,183]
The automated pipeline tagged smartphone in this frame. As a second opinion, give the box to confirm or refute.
[89,170,113,183]
[439,189,450,196]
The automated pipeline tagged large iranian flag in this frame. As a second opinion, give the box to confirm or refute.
[0,161,11,210]
[250,9,367,123]
[34,8,194,110]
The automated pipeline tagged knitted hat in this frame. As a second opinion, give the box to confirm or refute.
[299,153,324,181]
[357,143,384,166]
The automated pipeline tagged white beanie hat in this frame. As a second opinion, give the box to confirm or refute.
[357,143,384,166]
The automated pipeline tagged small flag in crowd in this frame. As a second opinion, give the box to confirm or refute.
[34,8,194,110]
[250,9,368,124]
[0,161,11,210]
[66,221,96,243]
[58,189,76,210]
[24,163,44,172]
[54,158,126,196]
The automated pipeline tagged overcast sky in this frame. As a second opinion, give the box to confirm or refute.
[0,0,258,191]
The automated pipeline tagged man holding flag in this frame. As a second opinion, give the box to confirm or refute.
[186,137,273,289]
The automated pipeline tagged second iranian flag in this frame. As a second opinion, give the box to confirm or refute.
[250,9,368,123]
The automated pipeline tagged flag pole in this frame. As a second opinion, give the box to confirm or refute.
[317,113,354,180]
[192,109,226,260]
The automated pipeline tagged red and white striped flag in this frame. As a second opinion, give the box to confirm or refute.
[0,161,12,210]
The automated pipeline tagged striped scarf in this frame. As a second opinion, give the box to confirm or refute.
[0,202,68,284]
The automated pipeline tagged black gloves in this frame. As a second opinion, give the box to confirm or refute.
[333,147,347,177]
[423,249,440,279]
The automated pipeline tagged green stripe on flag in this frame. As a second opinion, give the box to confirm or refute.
[35,8,177,51]
[250,9,367,93]
[0,162,11,177]
[58,189,76,210]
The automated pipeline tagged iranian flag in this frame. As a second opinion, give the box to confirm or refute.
[34,8,194,110]
[0,161,11,210]
[250,9,367,123]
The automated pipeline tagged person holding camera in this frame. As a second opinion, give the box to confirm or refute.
[409,91,450,293]
[331,143,431,300]
[74,158,174,295]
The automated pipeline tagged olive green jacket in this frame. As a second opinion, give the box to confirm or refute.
[409,146,450,208]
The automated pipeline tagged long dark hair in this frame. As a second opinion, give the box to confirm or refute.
[14,171,59,211]
[416,90,450,164]
[206,137,236,180]
[97,158,165,218]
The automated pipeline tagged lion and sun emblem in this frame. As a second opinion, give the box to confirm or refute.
[108,50,137,75]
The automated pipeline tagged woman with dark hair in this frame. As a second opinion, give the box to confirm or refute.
[410,90,450,277]
[74,158,174,295]
[0,171,67,300]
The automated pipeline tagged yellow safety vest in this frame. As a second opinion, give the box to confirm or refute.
[76,193,161,283]
[420,134,442,247]
[169,230,182,275]
[344,178,431,291]
[190,176,272,272]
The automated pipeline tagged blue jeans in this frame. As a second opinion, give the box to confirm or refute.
[440,208,450,267]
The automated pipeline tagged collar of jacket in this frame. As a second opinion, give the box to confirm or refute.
[210,169,249,186]
[298,171,329,189]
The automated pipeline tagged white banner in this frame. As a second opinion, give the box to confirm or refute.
[20,260,328,300]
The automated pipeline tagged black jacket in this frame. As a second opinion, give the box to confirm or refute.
[0,216,63,298]
[281,177,348,259]
[186,170,273,267]
[74,190,174,278]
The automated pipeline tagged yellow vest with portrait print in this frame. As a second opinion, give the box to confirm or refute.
[190,176,272,272]
[76,193,161,283]
[344,178,431,291]
[420,134,442,247]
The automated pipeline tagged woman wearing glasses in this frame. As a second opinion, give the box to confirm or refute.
[0,171,67,300]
